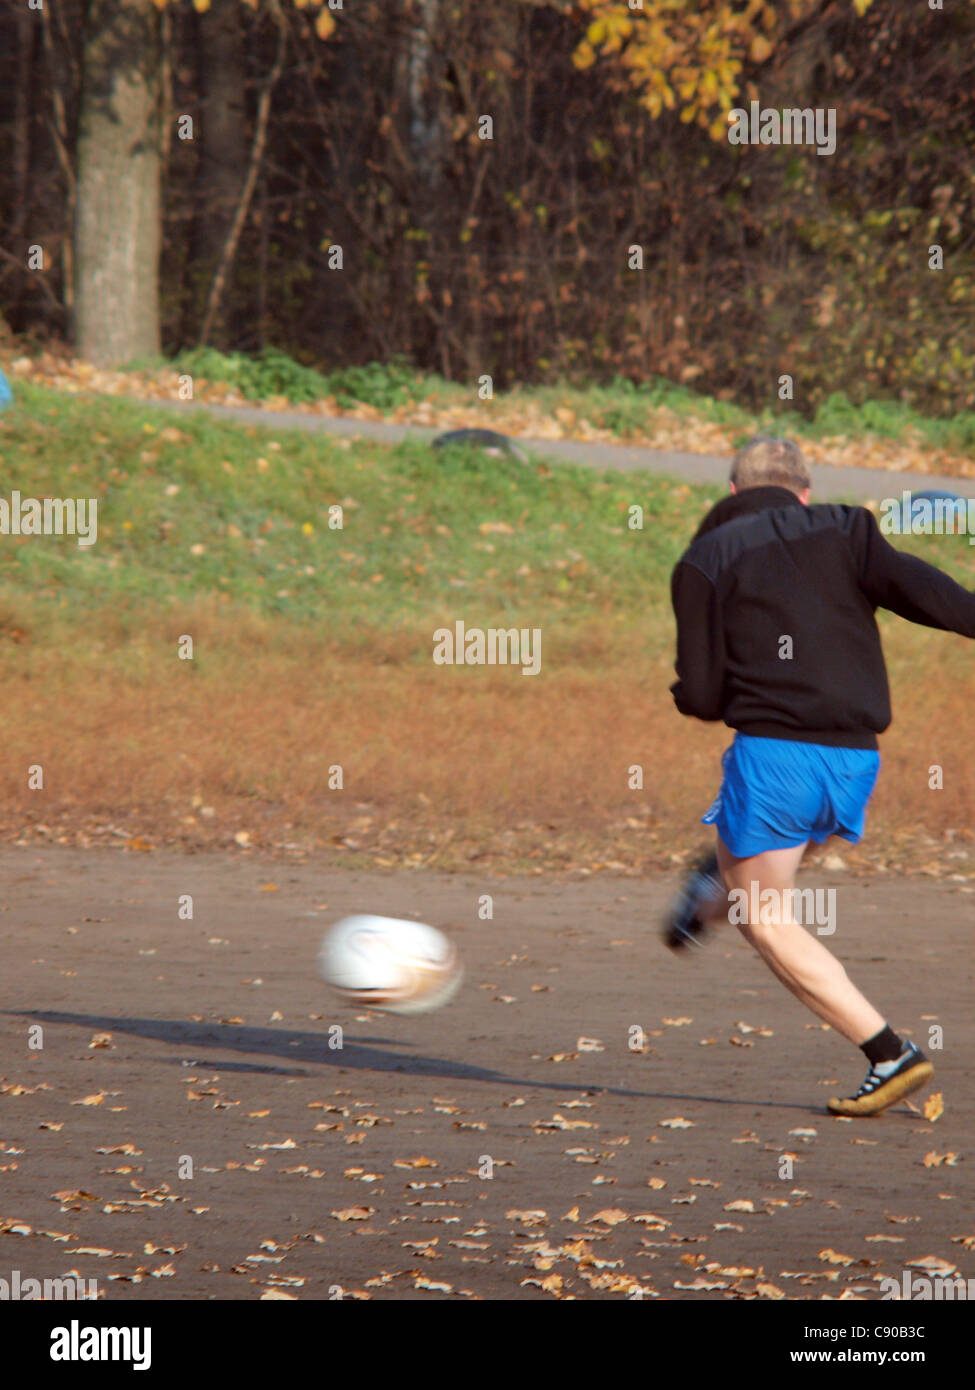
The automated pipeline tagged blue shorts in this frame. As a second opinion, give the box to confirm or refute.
[702,733,881,859]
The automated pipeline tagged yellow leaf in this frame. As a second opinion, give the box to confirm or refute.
[192,0,210,11]
[924,1092,944,1122]
[818,1248,854,1265]
[756,1281,786,1299]
[749,34,773,63]
[590,1208,628,1226]
[505,1209,547,1227]
[316,8,336,40]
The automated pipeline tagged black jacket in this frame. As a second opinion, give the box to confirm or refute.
[670,485,975,749]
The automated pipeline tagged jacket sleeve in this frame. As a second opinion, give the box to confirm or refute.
[850,507,975,638]
[670,560,727,720]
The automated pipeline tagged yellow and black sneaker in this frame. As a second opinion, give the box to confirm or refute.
[827,1043,934,1117]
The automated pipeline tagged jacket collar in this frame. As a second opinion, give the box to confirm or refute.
[692,485,805,541]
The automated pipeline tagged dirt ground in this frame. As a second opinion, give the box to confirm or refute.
[0,846,971,1303]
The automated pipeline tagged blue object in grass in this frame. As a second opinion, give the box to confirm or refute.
[0,367,12,409]
[890,487,970,535]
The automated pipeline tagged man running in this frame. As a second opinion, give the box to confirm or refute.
[664,436,975,1116]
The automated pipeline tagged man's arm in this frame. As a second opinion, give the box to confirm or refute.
[850,507,975,638]
[670,560,727,720]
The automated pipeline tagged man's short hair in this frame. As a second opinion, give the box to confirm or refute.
[730,436,811,494]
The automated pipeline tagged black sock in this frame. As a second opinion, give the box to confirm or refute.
[861,1025,904,1066]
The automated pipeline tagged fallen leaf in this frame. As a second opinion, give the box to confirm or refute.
[505,1209,548,1228]
[923,1093,945,1123]
[906,1255,957,1276]
[589,1209,628,1226]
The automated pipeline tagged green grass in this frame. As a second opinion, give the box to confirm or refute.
[119,348,975,455]
[1,381,973,662]
[0,383,716,639]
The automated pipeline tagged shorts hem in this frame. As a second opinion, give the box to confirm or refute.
[703,817,810,859]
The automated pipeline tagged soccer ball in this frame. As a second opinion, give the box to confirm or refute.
[317,914,462,1015]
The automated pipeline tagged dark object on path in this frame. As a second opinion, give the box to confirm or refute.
[432,428,527,462]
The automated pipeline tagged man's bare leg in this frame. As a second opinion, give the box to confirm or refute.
[666,834,933,1113]
[714,837,886,1045]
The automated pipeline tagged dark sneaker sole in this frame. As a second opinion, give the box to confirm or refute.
[665,917,707,951]
[827,1059,934,1117]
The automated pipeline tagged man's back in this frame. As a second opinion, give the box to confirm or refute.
[670,484,975,748]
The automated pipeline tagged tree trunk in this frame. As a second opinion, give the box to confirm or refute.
[10,6,34,246]
[74,0,162,366]
[405,0,445,189]
[190,0,248,345]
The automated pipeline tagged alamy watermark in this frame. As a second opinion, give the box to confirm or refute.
[878,491,975,545]
[50,1319,150,1370]
[881,1271,975,1300]
[728,882,837,935]
[1,1268,98,1300]
[728,101,836,157]
[432,620,541,675]
[0,492,98,547]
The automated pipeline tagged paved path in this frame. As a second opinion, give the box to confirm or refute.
[1,846,968,1302]
[131,396,975,504]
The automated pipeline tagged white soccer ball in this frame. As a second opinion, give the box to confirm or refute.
[318,914,462,1015]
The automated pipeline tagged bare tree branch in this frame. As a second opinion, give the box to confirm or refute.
[199,0,288,347]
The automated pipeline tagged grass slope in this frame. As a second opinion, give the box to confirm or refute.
[0,383,972,877]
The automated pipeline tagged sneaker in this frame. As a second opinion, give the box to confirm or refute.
[827,1043,934,1117]
[663,850,725,950]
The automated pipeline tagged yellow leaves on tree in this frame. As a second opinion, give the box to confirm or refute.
[315,7,336,40]
[571,0,875,138]
[171,0,338,38]
[293,0,339,37]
